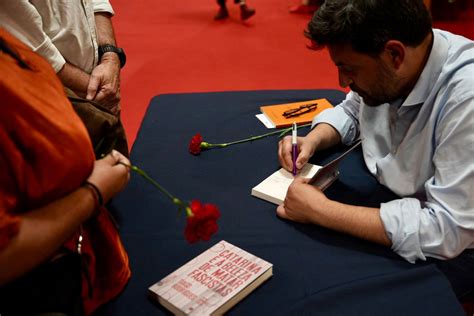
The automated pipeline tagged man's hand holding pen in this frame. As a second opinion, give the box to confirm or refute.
[278,131,316,176]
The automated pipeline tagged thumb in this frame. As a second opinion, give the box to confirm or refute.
[295,151,309,169]
[276,204,289,219]
[86,75,100,100]
[293,176,309,184]
[101,150,120,164]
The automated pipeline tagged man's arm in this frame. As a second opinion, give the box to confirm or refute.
[277,177,391,246]
[57,63,91,98]
[85,12,121,111]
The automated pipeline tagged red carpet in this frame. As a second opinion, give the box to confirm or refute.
[111,0,474,147]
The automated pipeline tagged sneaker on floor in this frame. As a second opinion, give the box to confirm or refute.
[240,5,256,20]
[214,7,229,20]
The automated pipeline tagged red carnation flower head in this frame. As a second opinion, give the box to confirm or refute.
[184,200,221,244]
[188,133,212,155]
[189,133,203,155]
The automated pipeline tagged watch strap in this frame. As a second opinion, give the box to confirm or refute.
[98,44,126,68]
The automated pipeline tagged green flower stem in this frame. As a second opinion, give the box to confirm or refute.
[119,162,180,206]
[206,123,312,148]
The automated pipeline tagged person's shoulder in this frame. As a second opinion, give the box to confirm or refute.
[433,30,474,102]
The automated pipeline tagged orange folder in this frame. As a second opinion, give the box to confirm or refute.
[260,98,334,128]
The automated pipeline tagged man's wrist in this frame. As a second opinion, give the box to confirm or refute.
[98,44,126,68]
[100,51,121,68]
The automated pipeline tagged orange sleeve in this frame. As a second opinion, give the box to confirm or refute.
[0,28,95,251]
[0,129,20,252]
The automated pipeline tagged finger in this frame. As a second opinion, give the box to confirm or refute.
[276,204,289,219]
[86,74,101,100]
[95,90,120,111]
[281,136,294,171]
[292,176,307,184]
[277,139,287,169]
[94,90,109,104]
[295,143,310,169]
[100,150,119,164]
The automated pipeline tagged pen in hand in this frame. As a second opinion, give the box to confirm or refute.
[292,122,297,176]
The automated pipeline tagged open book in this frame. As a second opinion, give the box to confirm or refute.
[149,240,273,315]
[251,141,361,205]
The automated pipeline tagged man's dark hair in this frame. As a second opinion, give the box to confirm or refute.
[306,0,432,55]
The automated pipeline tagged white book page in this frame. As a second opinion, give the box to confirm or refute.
[251,164,322,205]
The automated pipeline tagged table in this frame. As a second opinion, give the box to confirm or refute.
[99,90,463,315]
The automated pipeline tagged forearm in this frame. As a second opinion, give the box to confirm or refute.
[312,199,391,246]
[95,12,116,46]
[57,62,90,97]
[307,123,342,151]
[0,186,96,285]
[94,12,121,66]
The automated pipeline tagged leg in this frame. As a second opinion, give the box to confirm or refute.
[215,0,229,20]
[236,0,256,20]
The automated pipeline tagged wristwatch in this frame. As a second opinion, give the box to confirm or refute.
[98,44,126,68]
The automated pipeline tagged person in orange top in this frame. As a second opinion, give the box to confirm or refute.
[0,28,131,315]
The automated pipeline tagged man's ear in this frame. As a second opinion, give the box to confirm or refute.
[384,40,405,69]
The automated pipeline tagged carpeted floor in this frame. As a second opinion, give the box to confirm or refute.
[111,0,474,148]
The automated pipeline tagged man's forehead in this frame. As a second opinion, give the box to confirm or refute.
[328,43,374,65]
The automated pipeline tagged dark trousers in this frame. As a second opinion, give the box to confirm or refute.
[0,252,83,316]
[433,249,474,302]
[66,89,129,158]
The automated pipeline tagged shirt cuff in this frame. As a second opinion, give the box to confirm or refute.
[93,0,115,15]
[380,198,426,263]
[312,107,358,145]
[35,38,66,73]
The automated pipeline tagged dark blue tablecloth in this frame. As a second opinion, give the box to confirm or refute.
[99,90,463,315]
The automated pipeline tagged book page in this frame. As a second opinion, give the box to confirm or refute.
[251,164,322,205]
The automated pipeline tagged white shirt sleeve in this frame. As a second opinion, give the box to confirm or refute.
[380,97,474,263]
[312,91,361,145]
[0,0,65,72]
[92,0,115,15]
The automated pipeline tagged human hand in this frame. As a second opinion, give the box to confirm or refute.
[276,177,328,223]
[278,135,316,174]
[86,150,130,204]
[86,55,121,114]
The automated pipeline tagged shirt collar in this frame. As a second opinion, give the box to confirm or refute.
[401,29,448,107]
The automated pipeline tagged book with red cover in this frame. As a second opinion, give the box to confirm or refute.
[260,98,333,128]
[148,240,273,315]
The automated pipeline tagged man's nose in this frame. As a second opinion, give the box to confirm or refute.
[338,71,353,88]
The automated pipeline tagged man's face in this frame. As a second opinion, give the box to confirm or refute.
[328,43,403,107]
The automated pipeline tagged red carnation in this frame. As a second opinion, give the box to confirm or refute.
[189,133,203,155]
[185,200,221,243]
[188,123,312,156]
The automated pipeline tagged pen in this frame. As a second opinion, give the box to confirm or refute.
[292,122,297,176]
